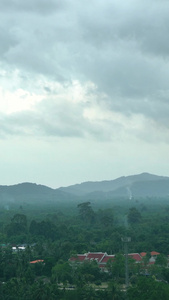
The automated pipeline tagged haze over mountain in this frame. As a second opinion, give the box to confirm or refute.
[0,173,169,207]
[0,182,75,207]
[59,173,169,198]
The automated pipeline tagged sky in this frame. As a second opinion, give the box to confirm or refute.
[0,0,169,188]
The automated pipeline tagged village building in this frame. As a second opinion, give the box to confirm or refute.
[69,251,160,271]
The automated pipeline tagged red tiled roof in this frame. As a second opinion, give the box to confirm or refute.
[100,255,115,264]
[78,255,87,261]
[30,260,44,264]
[86,252,106,262]
[69,253,107,263]
[128,253,142,262]
[69,251,161,268]
[140,252,147,257]
[140,251,160,257]
[69,254,86,262]
[151,251,160,256]
[99,264,106,268]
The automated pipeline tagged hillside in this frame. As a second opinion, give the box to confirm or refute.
[59,173,169,199]
[0,182,76,207]
[0,173,169,207]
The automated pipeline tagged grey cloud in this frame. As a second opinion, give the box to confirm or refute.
[1,95,169,144]
[0,100,91,138]
[0,0,169,134]
[0,91,127,141]
[0,0,67,14]
[78,1,169,57]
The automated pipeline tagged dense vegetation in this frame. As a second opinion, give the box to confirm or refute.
[0,196,169,299]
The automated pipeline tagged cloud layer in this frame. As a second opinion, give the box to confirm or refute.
[0,0,169,186]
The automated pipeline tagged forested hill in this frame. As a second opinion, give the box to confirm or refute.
[0,182,76,206]
[0,173,169,205]
[59,173,169,198]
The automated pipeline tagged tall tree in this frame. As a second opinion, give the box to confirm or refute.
[128,207,141,224]
[107,254,125,283]
[77,202,95,223]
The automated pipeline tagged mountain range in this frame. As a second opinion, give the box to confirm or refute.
[0,173,169,206]
[59,172,169,198]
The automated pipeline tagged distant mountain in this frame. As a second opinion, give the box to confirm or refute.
[0,182,53,195]
[59,173,169,198]
[0,173,169,207]
[0,182,76,206]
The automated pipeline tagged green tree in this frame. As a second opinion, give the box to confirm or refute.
[128,207,141,224]
[11,214,27,227]
[108,280,125,300]
[98,209,114,227]
[127,277,169,300]
[52,261,72,284]
[74,260,101,286]
[6,213,27,236]
[155,253,167,267]
[107,254,125,283]
[77,202,95,223]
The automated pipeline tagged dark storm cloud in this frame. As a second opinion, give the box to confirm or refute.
[1,0,169,138]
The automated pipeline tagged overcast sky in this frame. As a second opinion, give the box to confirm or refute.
[0,0,169,188]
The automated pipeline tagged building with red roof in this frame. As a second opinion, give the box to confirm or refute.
[30,260,44,264]
[86,252,106,262]
[69,252,107,264]
[69,251,143,271]
[151,251,160,256]
[128,253,142,262]
[69,254,86,262]
[99,255,115,270]
[140,251,160,265]
[140,252,147,257]
[69,251,163,270]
